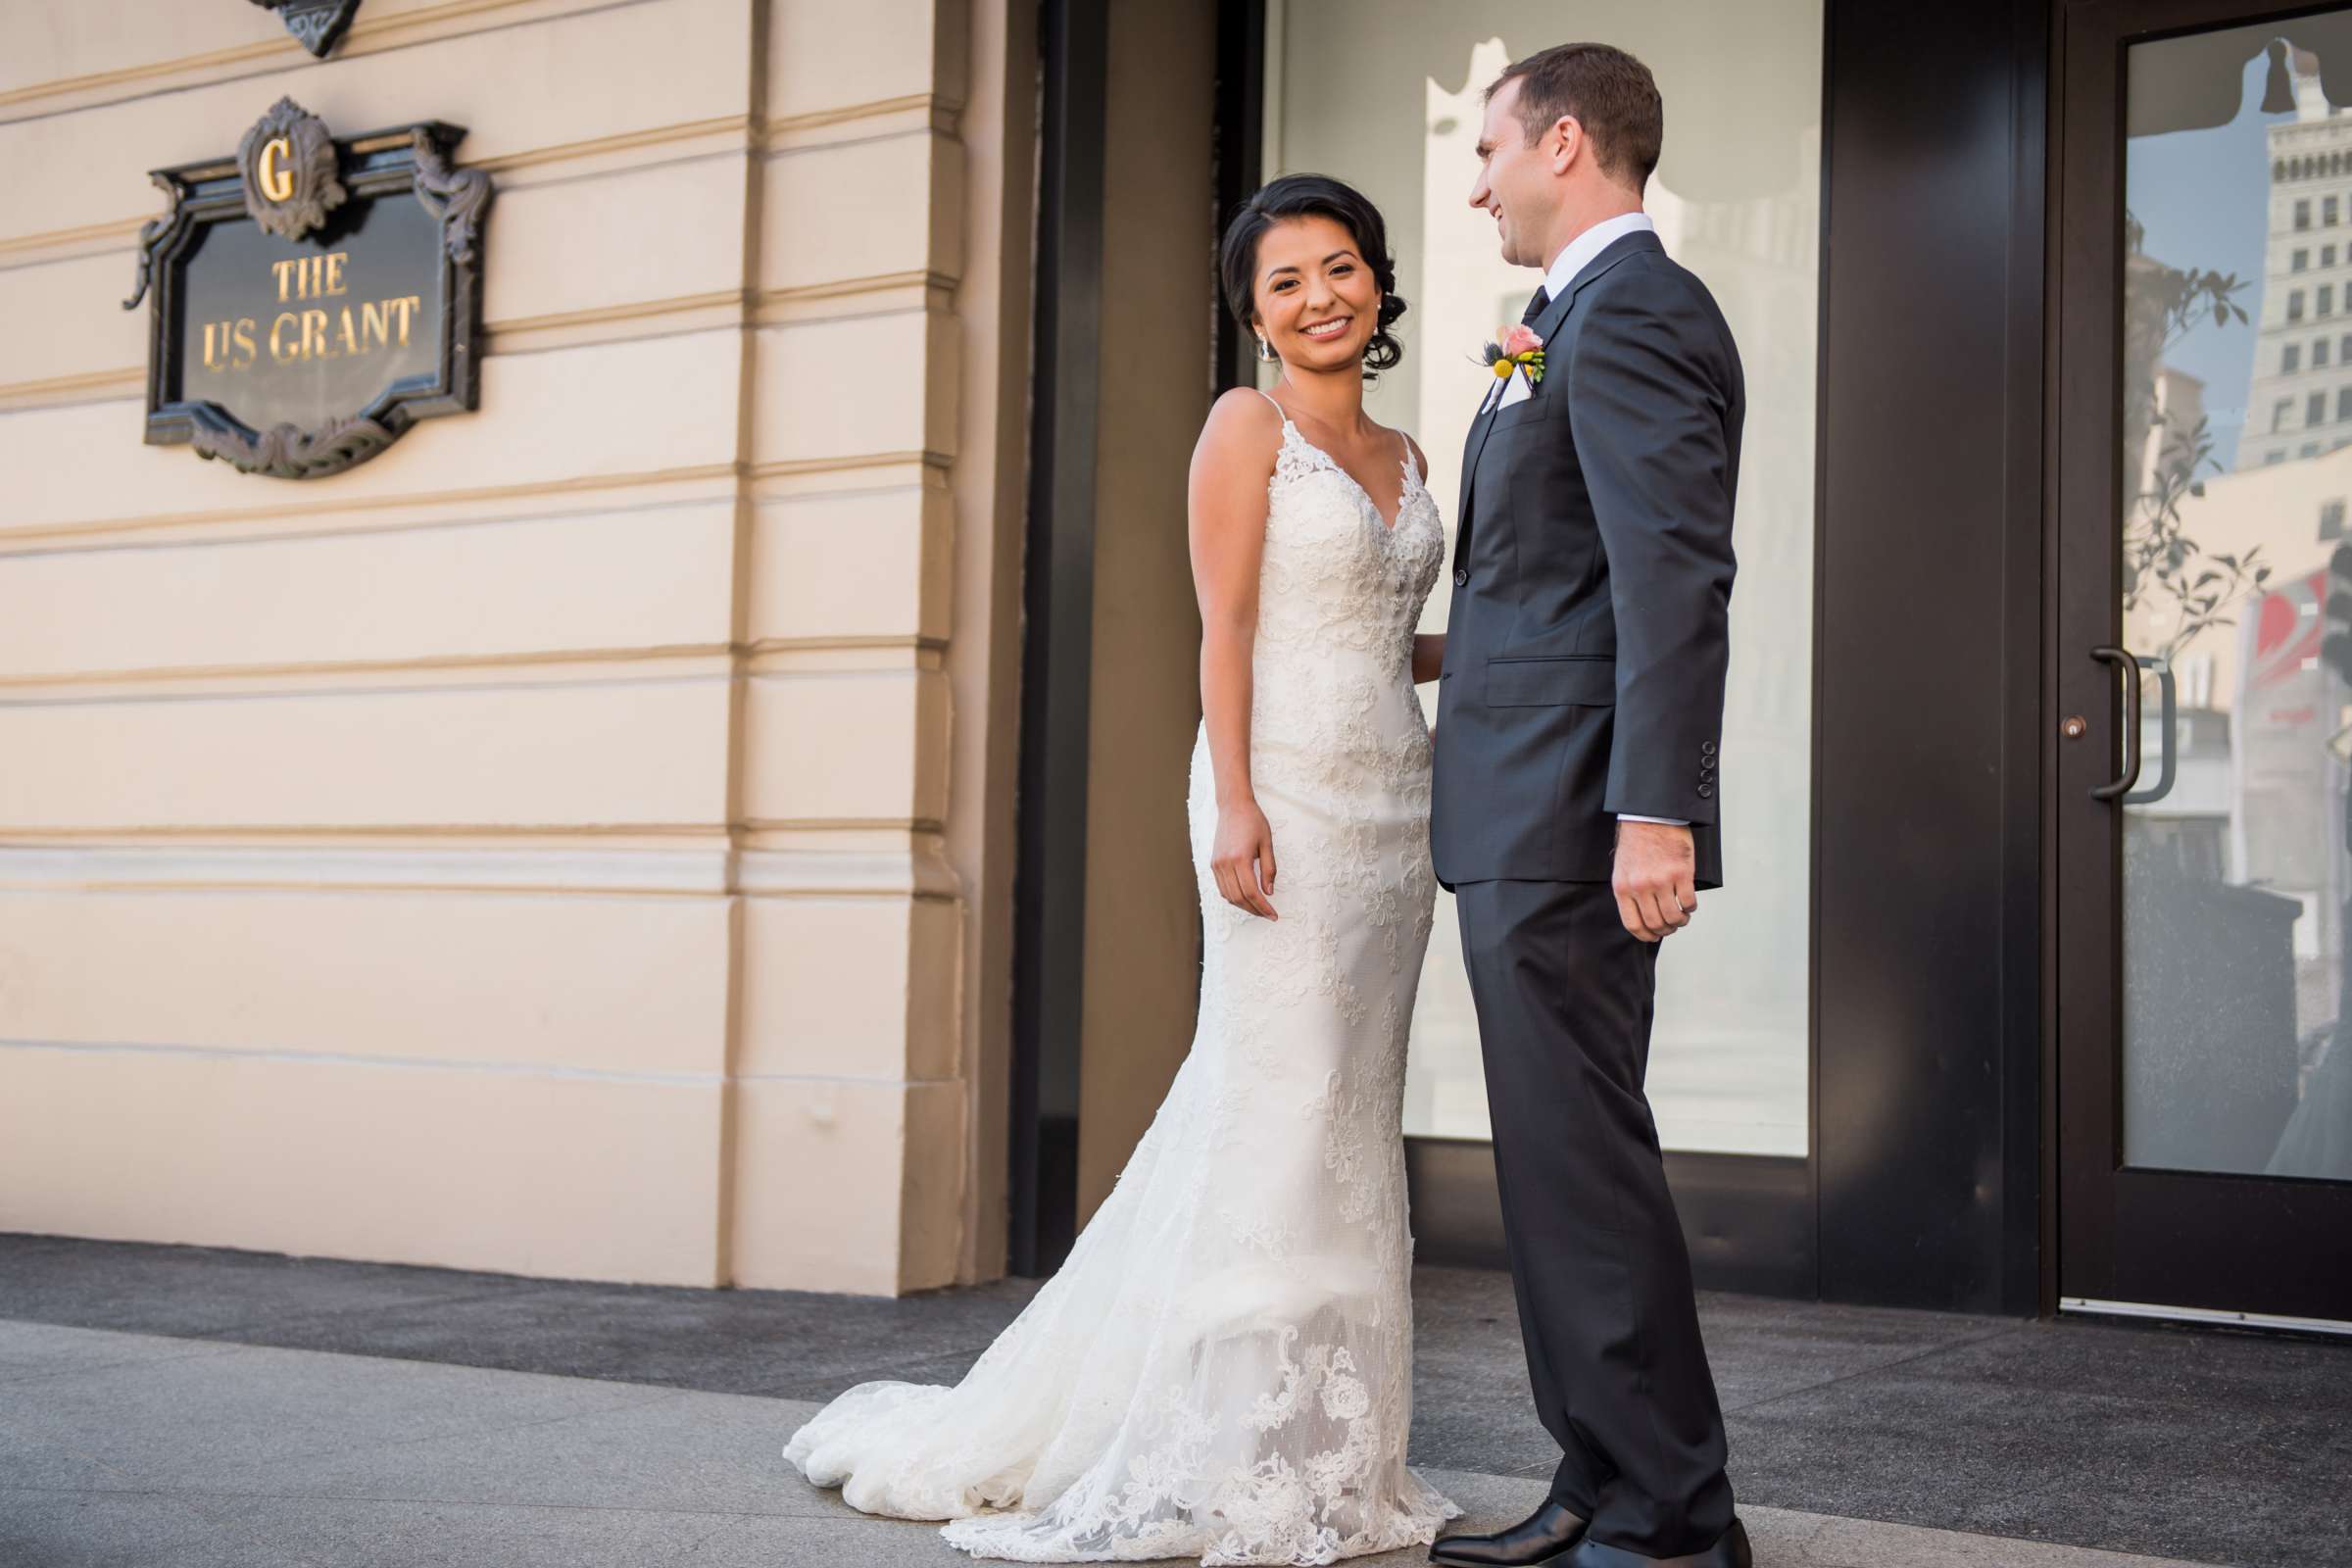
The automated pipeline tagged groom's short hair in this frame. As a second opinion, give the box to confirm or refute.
[1487,42,1663,192]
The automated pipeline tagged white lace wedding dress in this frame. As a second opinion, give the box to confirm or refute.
[784,400,1461,1565]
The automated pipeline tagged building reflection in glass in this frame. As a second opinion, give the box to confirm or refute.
[2125,24,2352,1180]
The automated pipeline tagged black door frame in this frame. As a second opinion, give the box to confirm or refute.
[1007,0,1108,1276]
[2052,0,2352,1329]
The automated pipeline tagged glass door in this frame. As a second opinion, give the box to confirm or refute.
[2057,0,2352,1328]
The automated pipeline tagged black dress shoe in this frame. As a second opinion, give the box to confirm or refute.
[1562,1516,1751,1568]
[1429,1498,1590,1566]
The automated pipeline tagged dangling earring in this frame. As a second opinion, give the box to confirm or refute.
[1254,334,1278,364]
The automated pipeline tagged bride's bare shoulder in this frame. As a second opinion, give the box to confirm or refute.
[1193,386,1287,476]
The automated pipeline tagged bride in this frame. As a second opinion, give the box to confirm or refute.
[784,173,1461,1566]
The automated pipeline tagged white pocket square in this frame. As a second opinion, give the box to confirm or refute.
[1496,368,1534,409]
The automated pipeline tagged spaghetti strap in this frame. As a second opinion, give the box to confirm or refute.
[1396,427,1416,480]
[1250,386,1288,420]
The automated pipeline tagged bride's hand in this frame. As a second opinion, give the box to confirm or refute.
[1211,801,1279,919]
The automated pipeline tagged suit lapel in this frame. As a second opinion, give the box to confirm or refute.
[1450,231,1661,570]
[1455,394,1498,532]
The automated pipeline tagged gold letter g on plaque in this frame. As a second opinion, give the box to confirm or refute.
[257,135,296,203]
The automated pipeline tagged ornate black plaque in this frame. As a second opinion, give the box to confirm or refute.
[123,98,490,480]
[250,0,362,58]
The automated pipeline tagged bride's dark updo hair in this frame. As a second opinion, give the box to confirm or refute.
[1219,173,1407,380]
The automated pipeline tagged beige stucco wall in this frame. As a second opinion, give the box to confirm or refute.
[0,0,1031,1296]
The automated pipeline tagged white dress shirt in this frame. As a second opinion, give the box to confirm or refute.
[1478,212,1685,829]
[1479,211,1657,416]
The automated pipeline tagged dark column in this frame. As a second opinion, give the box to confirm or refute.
[1008,0,1108,1276]
[1813,0,2048,1314]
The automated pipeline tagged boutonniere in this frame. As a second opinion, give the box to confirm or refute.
[1477,323,1545,386]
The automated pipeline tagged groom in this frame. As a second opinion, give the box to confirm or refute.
[1429,43,1747,1568]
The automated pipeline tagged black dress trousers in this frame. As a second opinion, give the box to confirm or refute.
[1452,876,1735,1559]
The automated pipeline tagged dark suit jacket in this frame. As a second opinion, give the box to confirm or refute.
[1431,229,1743,892]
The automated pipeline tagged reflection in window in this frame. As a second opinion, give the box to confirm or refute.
[1267,2,1819,1155]
[2128,26,2352,1181]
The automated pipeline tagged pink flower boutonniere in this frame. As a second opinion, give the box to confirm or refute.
[1478,323,1545,387]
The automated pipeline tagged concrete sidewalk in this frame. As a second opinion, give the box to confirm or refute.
[1,1317,2220,1568]
[2,1234,2345,1567]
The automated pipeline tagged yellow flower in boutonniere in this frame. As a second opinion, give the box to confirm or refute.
[1477,322,1546,386]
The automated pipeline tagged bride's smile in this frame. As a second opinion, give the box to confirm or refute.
[1249,214,1386,371]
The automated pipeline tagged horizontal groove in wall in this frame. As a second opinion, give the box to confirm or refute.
[749,452,948,482]
[740,844,960,899]
[0,485,729,559]
[763,92,953,144]
[734,1071,961,1087]
[0,464,742,548]
[480,292,749,357]
[0,823,740,847]
[0,641,959,696]
[0,843,734,896]
[747,641,945,675]
[0,645,735,696]
[4,1034,960,1093]
[0,657,733,707]
[3,106,963,266]
[0,839,956,899]
[0,1036,724,1087]
[0,113,957,267]
[0,119,747,265]
[0,643,740,696]
[0,0,627,120]
[0,367,143,414]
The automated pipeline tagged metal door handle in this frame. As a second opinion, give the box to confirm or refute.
[2122,656,2177,807]
[2089,646,2140,801]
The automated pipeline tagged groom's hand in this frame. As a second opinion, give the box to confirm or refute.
[1612,820,1697,942]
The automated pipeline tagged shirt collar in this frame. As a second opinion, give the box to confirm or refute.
[1540,211,1657,306]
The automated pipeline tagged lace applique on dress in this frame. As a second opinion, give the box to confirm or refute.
[784,404,1456,1565]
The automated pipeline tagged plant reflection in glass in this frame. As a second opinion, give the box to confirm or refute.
[2122,209,2274,663]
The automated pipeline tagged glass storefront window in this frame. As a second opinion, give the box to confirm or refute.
[1261,2,1821,1155]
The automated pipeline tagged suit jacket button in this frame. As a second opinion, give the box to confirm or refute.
[1696,784,1715,799]
[1453,567,1468,586]
[1701,740,1717,756]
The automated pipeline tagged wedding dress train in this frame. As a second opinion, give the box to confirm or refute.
[784,403,1460,1564]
